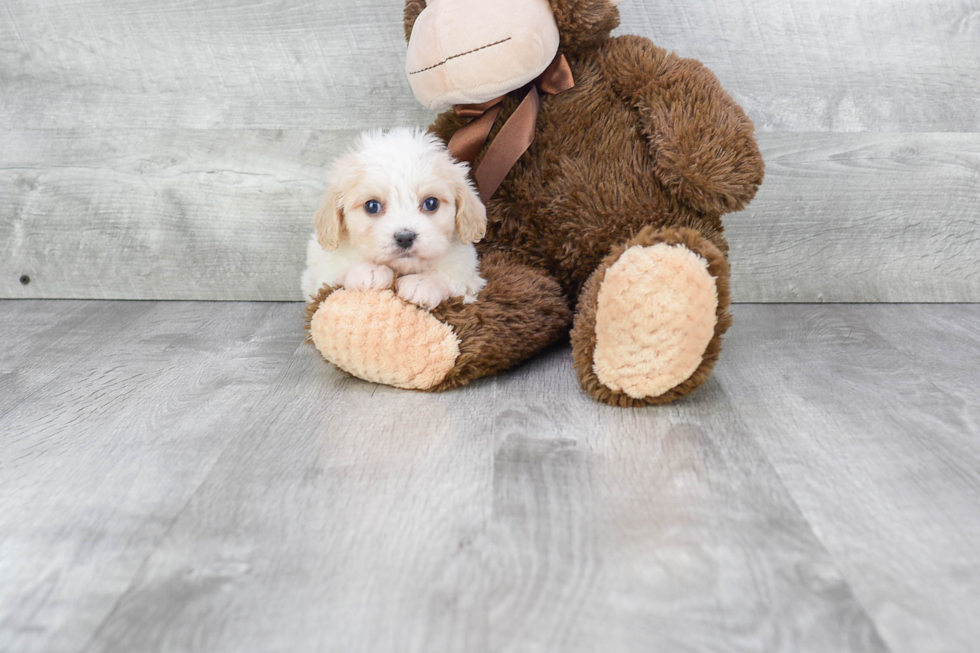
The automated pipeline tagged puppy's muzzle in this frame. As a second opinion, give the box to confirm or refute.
[394,230,417,250]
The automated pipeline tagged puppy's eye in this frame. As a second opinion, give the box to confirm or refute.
[422,197,440,212]
[364,200,383,215]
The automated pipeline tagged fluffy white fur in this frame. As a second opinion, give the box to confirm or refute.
[301,128,488,310]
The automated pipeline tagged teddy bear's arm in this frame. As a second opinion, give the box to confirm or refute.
[600,35,765,216]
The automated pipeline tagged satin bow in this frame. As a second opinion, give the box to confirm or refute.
[447,53,575,200]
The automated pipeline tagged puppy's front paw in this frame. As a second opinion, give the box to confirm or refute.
[396,274,449,310]
[344,263,394,292]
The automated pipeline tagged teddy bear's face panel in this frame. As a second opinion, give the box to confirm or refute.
[405,0,561,110]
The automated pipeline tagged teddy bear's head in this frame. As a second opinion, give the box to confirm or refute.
[404,0,622,110]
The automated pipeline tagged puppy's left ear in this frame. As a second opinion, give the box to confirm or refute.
[455,177,487,245]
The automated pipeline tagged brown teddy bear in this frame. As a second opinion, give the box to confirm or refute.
[305,0,764,406]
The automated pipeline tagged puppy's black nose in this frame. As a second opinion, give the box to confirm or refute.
[394,230,417,249]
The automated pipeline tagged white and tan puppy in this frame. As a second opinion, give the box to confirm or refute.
[301,128,487,309]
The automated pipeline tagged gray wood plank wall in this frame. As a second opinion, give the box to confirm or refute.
[1,0,978,301]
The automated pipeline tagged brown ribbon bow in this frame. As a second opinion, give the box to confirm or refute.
[448,53,575,200]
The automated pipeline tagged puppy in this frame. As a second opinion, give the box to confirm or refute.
[301,128,487,309]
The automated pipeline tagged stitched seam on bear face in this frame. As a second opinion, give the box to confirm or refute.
[408,37,513,75]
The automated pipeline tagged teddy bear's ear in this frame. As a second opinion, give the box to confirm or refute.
[404,0,426,42]
[547,0,621,51]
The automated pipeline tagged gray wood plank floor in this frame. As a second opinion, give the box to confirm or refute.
[2,302,978,653]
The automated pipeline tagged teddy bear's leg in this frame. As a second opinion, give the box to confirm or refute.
[305,251,572,391]
[570,227,732,407]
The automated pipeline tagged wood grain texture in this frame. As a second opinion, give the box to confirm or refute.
[717,304,980,653]
[728,132,980,302]
[621,0,980,133]
[5,301,980,652]
[0,129,349,301]
[1,0,976,132]
[0,301,303,653]
[482,359,888,653]
[81,351,498,653]
[1,0,979,301]
[2,131,977,302]
[0,0,431,131]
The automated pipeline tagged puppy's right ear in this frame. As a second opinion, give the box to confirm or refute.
[314,185,345,251]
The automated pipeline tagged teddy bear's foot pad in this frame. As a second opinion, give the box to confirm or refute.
[592,244,719,399]
[309,289,460,390]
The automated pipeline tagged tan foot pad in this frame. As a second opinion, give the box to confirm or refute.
[593,244,719,399]
[309,290,460,391]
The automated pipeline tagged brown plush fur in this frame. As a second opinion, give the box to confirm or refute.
[303,284,334,344]
[313,0,763,404]
[403,0,426,41]
[428,252,573,391]
[304,254,573,392]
